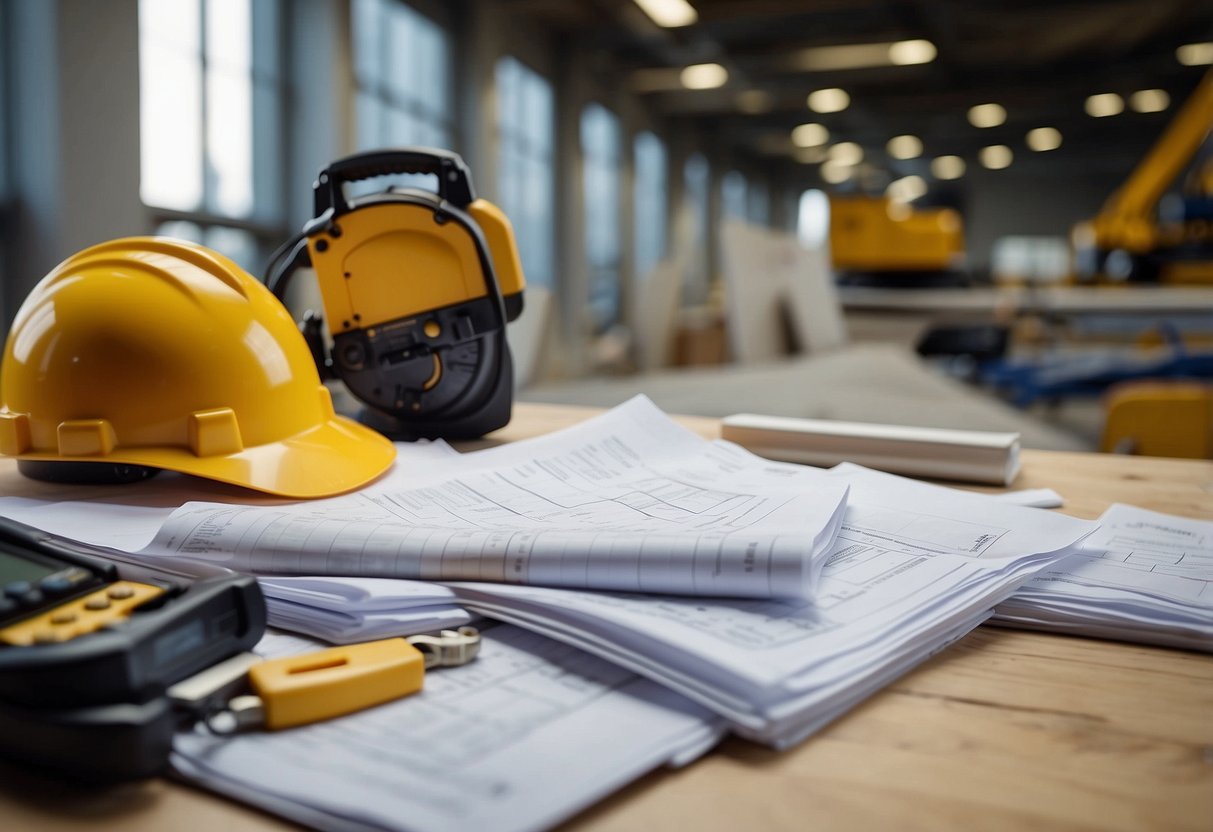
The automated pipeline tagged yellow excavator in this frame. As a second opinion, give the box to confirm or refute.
[1073,69,1213,284]
[829,196,965,278]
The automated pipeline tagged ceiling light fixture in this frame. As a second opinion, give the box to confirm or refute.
[886,201,912,221]
[807,88,850,113]
[632,0,697,28]
[820,159,854,184]
[967,103,1006,128]
[980,145,1013,170]
[1176,42,1213,66]
[792,123,830,147]
[887,175,927,203]
[680,63,728,90]
[828,142,864,166]
[1026,127,1062,152]
[1085,93,1124,117]
[791,39,936,72]
[888,39,937,65]
[886,134,923,160]
[1129,89,1170,113]
[931,155,966,180]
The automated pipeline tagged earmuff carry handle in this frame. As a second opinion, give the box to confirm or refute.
[315,148,476,216]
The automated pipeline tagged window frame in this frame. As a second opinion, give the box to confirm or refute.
[138,0,288,271]
[580,102,624,333]
[681,152,711,305]
[0,0,8,203]
[721,169,748,221]
[632,130,667,282]
[351,0,457,153]
[494,54,556,292]
[0,0,13,321]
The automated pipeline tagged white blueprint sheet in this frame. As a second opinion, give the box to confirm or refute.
[447,465,1097,741]
[172,624,723,832]
[0,442,470,644]
[1077,503,1211,591]
[142,397,849,598]
[996,503,1212,650]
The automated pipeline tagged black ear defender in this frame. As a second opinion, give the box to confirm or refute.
[266,148,526,440]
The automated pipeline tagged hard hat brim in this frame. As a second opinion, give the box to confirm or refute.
[10,415,397,499]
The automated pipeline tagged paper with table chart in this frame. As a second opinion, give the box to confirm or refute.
[171,624,724,832]
[995,503,1212,651]
[0,440,475,644]
[0,492,474,643]
[258,577,475,643]
[447,463,1098,747]
[139,396,850,598]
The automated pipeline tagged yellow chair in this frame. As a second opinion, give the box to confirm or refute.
[1100,381,1213,458]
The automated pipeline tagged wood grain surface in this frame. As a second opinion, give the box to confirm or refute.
[0,402,1209,832]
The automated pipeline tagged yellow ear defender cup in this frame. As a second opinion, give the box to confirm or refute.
[265,148,526,441]
[0,237,396,498]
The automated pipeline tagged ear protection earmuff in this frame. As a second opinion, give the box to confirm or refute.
[266,148,526,440]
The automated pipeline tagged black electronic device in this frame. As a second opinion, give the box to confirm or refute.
[0,517,265,780]
[265,147,527,440]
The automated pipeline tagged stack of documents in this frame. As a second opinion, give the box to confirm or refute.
[173,624,724,832]
[260,577,473,643]
[995,504,1212,651]
[0,499,473,644]
[448,462,1097,747]
[0,398,849,643]
[138,397,850,599]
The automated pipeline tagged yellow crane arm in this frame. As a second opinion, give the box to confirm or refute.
[1093,69,1213,253]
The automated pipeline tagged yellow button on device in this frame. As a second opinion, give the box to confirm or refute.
[0,581,165,646]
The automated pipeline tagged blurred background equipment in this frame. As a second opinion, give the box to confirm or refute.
[1073,69,1213,284]
[1099,380,1213,457]
[1,0,1212,457]
[829,195,965,284]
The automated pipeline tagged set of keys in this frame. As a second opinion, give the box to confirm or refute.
[168,627,481,733]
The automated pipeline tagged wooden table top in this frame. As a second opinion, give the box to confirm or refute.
[0,402,1210,832]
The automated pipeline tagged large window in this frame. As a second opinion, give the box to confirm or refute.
[0,0,8,319]
[581,103,622,331]
[747,180,770,226]
[682,152,710,304]
[495,57,554,291]
[633,131,667,282]
[721,170,747,220]
[353,0,453,151]
[138,0,283,271]
[0,1,7,205]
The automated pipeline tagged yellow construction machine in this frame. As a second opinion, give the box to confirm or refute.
[829,195,965,279]
[1073,69,1213,285]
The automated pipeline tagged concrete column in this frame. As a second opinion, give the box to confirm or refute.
[6,0,144,325]
[284,0,354,230]
[552,42,588,376]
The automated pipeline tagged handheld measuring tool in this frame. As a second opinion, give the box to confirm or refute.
[0,517,265,780]
[0,516,482,781]
[266,148,526,440]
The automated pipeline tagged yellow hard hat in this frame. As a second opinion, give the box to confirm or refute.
[0,237,396,498]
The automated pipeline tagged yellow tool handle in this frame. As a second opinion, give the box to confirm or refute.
[247,638,426,730]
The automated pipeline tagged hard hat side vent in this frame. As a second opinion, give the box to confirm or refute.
[188,408,245,457]
[0,413,31,455]
[57,419,117,456]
